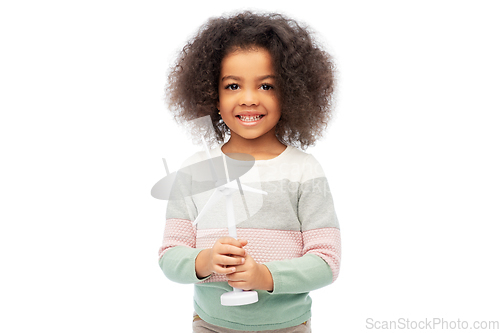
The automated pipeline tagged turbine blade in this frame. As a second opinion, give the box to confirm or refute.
[201,136,221,184]
[236,178,250,220]
[162,158,169,175]
[192,189,224,226]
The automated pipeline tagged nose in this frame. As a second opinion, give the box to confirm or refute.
[239,88,259,106]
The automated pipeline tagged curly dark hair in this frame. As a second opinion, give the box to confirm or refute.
[165,11,336,149]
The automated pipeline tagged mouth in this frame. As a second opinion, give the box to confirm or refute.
[236,115,265,123]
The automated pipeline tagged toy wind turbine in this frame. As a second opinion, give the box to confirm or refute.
[151,116,267,306]
[192,137,267,306]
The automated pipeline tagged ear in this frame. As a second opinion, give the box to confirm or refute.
[216,100,220,110]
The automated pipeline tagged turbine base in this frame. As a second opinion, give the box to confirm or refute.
[221,290,258,306]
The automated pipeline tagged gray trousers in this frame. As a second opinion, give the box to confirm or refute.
[192,314,312,333]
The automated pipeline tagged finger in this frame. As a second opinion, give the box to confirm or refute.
[214,254,245,266]
[226,271,246,281]
[216,244,246,257]
[228,280,251,291]
[218,237,245,248]
[226,259,249,272]
[237,239,248,247]
[213,265,237,275]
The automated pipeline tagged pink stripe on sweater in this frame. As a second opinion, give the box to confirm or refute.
[303,228,341,282]
[158,218,196,258]
[197,228,305,283]
[158,218,341,284]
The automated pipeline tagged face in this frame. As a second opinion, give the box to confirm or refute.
[217,47,281,144]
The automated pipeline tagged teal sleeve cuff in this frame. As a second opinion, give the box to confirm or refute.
[159,246,211,284]
[263,253,333,294]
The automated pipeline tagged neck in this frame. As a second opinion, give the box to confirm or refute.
[222,131,286,160]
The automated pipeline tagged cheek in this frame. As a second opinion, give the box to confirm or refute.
[218,100,233,118]
[218,96,235,112]
[267,99,281,115]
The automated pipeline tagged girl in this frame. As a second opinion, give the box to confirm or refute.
[159,11,341,332]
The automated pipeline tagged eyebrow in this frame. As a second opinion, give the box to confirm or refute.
[220,75,276,82]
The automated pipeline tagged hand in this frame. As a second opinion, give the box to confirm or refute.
[195,237,247,279]
[226,252,274,292]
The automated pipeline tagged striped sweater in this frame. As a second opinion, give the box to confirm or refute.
[158,145,341,331]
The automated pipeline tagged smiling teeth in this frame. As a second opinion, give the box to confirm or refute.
[239,115,262,122]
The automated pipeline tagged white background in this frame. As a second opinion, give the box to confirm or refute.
[1,0,499,332]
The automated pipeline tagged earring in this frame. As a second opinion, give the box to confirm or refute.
[218,111,221,115]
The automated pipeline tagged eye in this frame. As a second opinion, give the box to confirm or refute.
[260,83,274,91]
[225,83,239,90]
